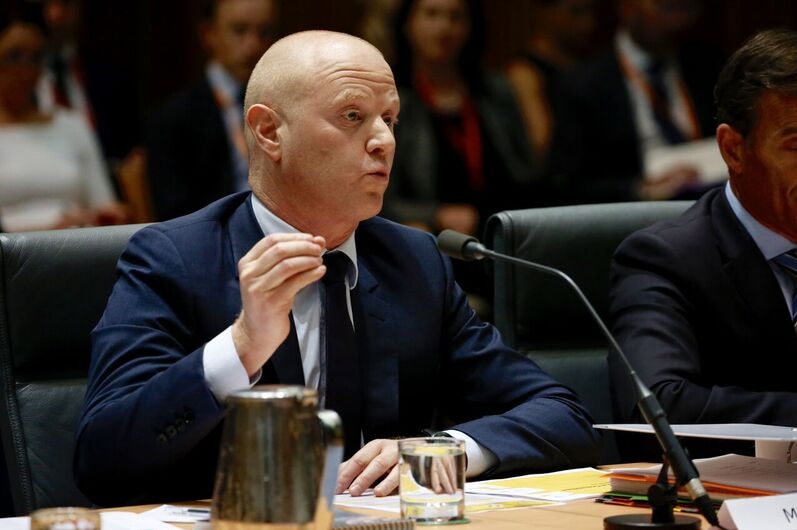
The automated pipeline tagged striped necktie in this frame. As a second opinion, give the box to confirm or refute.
[772,249,797,332]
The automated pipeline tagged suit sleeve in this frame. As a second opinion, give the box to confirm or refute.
[609,230,797,425]
[74,226,226,504]
[432,239,601,476]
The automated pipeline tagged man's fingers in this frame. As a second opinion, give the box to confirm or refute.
[243,233,321,261]
[439,459,455,494]
[349,456,397,497]
[240,238,325,278]
[244,255,324,293]
[337,443,381,493]
[336,440,398,496]
[373,464,399,497]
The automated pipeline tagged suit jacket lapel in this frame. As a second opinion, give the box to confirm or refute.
[351,257,399,440]
[712,191,795,343]
[227,195,305,386]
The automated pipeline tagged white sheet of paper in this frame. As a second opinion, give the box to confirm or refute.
[333,490,556,513]
[718,492,797,530]
[140,504,211,523]
[644,138,728,184]
[594,423,797,442]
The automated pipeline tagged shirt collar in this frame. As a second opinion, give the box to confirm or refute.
[725,182,795,260]
[250,194,359,288]
[206,62,241,101]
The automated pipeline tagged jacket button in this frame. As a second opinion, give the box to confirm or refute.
[165,425,177,438]
[156,433,168,444]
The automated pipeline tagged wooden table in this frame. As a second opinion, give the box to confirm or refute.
[107,498,710,530]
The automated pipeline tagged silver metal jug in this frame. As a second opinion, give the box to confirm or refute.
[212,385,343,530]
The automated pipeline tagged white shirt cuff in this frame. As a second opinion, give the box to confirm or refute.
[203,326,257,403]
[444,429,497,478]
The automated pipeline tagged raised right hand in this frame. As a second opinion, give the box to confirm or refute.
[232,233,326,376]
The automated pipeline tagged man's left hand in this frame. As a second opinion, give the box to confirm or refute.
[336,439,399,497]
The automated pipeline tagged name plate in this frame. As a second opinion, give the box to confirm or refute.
[718,493,797,530]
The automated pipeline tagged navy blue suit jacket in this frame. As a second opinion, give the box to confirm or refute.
[74,192,600,506]
[609,188,797,458]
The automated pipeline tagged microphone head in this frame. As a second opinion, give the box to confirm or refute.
[436,230,480,261]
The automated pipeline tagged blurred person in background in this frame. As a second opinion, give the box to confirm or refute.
[383,0,536,309]
[36,0,137,163]
[146,0,278,221]
[36,0,92,128]
[0,2,126,232]
[357,0,401,65]
[547,0,724,204]
[505,0,598,161]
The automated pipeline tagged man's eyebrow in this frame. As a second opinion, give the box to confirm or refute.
[332,88,368,104]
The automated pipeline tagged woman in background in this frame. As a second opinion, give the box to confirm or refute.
[0,3,125,231]
[384,0,536,309]
[385,0,536,236]
[505,0,597,160]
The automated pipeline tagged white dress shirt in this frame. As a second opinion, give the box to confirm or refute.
[725,183,797,315]
[616,30,694,161]
[202,194,495,476]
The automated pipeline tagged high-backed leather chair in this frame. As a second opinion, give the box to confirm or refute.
[0,224,144,514]
[485,201,692,463]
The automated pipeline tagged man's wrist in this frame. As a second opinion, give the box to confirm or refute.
[420,429,468,468]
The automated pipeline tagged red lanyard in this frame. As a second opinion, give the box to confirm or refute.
[415,74,485,191]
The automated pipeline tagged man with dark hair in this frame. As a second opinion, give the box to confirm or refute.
[609,29,797,458]
[147,0,278,220]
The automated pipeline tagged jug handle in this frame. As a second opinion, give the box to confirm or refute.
[317,409,344,510]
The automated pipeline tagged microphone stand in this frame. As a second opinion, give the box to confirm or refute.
[437,231,721,529]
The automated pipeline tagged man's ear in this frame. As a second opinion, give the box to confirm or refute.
[716,123,746,176]
[246,104,282,162]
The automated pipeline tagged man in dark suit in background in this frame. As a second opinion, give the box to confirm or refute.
[547,0,723,204]
[609,29,797,459]
[146,0,277,220]
[74,30,600,507]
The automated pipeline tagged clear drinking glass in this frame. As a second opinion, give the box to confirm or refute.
[30,507,100,530]
[398,437,466,524]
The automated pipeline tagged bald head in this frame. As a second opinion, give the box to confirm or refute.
[241,30,399,245]
[244,31,389,126]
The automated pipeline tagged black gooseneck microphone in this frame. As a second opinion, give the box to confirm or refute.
[436,229,721,529]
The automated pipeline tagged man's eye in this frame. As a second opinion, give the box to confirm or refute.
[344,111,360,121]
[384,116,398,129]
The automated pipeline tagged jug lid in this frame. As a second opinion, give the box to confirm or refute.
[228,384,317,403]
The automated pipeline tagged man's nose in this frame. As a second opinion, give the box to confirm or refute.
[367,119,396,155]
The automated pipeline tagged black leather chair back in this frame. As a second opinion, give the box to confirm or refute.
[486,201,692,462]
[0,225,144,514]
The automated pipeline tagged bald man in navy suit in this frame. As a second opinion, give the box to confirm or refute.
[75,31,600,507]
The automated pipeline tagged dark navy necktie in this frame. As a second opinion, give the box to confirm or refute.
[322,251,361,458]
[772,249,797,333]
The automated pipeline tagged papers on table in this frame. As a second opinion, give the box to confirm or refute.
[141,504,211,523]
[334,467,610,514]
[608,454,797,501]
[643,137,728,184]
[594,423,797,442]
